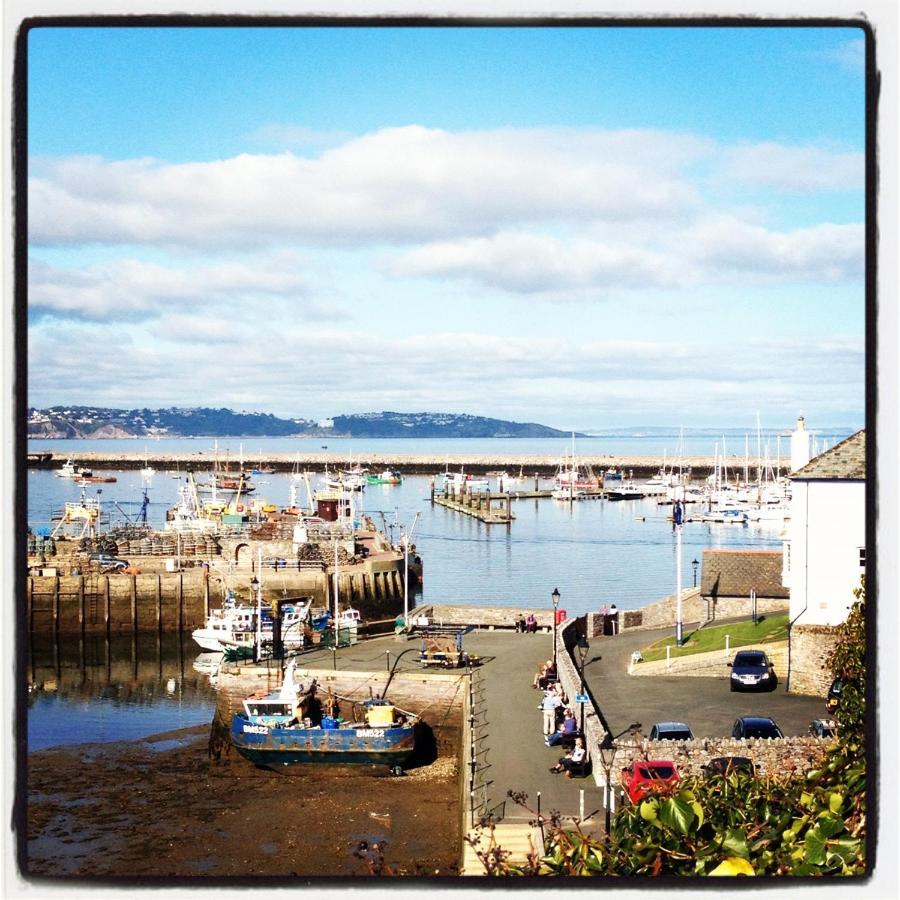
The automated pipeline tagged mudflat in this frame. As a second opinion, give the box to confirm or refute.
[24,723,461,880]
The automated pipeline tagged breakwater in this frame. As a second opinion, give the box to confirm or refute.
[26,450,726,478]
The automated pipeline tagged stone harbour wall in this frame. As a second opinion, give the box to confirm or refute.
[787,624,841,697]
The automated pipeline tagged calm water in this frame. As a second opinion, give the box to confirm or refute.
[26,450,790,749]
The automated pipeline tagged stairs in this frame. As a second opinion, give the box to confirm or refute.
[461,821,543,876]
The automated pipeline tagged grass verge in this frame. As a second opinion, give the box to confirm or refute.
[638,614,788,663]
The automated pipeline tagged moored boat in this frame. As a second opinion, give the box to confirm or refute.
[230,661,418,768]
[366,469,402,485]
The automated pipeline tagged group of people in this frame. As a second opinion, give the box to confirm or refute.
[533,658,587,778]
[515,613,539,633]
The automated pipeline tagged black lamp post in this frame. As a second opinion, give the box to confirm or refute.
[250,575,260,662]
[599,722,642,835]
[692,558,699,588]
[551,588,561,670]
[576,634,589,735]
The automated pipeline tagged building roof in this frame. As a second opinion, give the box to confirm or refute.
[700,549,789,599]
[793,430,866,480]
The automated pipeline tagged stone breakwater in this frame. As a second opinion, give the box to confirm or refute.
[29,450,729,477]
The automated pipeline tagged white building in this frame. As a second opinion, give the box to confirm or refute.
[782,429,866,693]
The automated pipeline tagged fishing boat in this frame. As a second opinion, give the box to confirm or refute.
[366,469,402,485]
[606,481,645,501]
[75,475,118,485]
[551,487,587,501]
[56,458,89,479]
[230,661,418,768]
[191,594,313,652]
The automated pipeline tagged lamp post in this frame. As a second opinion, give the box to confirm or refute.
[692,558,699,588]
[674,496,684,646]
[599,722,642,835]
[250,574,260,663]
[551,588,561,670]
[576,634,589,735]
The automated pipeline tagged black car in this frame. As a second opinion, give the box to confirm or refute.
[728,649,777,692]
[649,722,695,741]
[732,716,783,740]
[703,756,756,776]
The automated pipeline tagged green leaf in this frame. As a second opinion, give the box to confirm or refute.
[816,815,845,839]
[640,799,659,821]
[658,797,696,835]
[722,828,750,859]
[804,828,826,866]
[690,801,705,830]
[709,857,755,876]
[829,793,845,814]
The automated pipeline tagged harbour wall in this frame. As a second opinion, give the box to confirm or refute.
[27,450,726,478]
[25,565,409,634]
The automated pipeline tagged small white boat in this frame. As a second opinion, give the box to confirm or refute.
[56,457,86,479]
[191,595,313,652]
[552,487,587,501]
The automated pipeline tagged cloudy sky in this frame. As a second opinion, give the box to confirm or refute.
[26,24,867,430]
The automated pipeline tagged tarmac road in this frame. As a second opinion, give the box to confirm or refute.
[578,621,829,740]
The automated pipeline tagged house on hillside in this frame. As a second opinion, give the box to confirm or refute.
[782,429,867,695]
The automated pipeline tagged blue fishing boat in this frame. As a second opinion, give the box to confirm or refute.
[230,661,417,768]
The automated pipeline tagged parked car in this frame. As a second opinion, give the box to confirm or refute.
[620,760,680,804]
[732,716,784,740]
[810,718,836,738]
[727,649,777,692]
[649,721,694,741]
[826,677,843,715]
[703,756,756,777]
[89,553,129,572]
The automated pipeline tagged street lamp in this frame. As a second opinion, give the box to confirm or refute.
[599,722,642,835]
[692,558,699,588]
[250,575,260,662]
[576,634,589,735]
[551,588,561,670]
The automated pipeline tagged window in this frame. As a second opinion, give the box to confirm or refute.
[859,547,866,568]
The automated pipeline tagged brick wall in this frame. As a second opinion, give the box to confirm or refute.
[788,624,841,696]
[413,604,556,629]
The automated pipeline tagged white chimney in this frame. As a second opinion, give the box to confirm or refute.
[790,416,812,472]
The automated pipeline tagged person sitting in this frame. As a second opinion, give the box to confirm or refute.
[549,737,587,777]
[545,709,578,747]
[515,616,527,633]
[552,680,568,706]
[525,613,537,633]
[532,663,549,690]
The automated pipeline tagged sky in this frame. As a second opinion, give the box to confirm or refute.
[25,23,868,431]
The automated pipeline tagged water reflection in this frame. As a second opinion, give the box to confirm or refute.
[27,631,218,751]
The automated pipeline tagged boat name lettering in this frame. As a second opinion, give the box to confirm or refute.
[243,724,269,735]
[355,728,385,737]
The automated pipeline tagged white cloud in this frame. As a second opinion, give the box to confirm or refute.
[28,252,317,319]
[385,231,680,293]
[686,216,864,282]
[28,127,709,249]
[723,143,863,193]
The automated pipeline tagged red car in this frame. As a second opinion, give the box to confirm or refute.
[620,759,680,804]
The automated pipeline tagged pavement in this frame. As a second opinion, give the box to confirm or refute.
[297,620,828,830]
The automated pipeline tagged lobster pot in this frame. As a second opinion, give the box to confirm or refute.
[204,537,219,556]
[182,537,196,557]
[140,537,152,556]
[162,539,175,556]
[150,538,162,555]
[27,534,37,554]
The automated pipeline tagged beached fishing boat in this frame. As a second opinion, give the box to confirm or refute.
[230,661,418,768]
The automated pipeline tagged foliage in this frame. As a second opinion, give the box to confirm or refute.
[475,579,866,878]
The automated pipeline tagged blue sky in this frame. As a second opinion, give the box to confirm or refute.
[26,24,867,430]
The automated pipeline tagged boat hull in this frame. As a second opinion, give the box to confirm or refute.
[230,715,416,767]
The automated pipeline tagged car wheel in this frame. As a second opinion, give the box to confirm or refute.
[729,682,736,692]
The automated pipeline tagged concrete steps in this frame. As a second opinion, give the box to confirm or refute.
[461,821,543,875]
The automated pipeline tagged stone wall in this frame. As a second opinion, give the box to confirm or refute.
[618,588,787,633]
[413,604,556,630]
[608,734,830,785]
[787,623,841,696]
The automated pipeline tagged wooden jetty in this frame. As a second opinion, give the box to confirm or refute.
[431,487,515,524]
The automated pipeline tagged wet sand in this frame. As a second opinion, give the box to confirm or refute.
[24,722,461,881]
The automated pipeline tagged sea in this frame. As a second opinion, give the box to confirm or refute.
[25,431,852,749]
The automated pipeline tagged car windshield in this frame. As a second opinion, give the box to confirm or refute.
[639,765,674,779]
[735,652,765,665]
[660,730,691,740]
[744,724,781,738]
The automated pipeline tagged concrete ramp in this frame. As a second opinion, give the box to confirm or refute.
[461,821,543,875]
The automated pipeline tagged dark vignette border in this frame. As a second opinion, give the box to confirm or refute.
[12,10,879,890]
